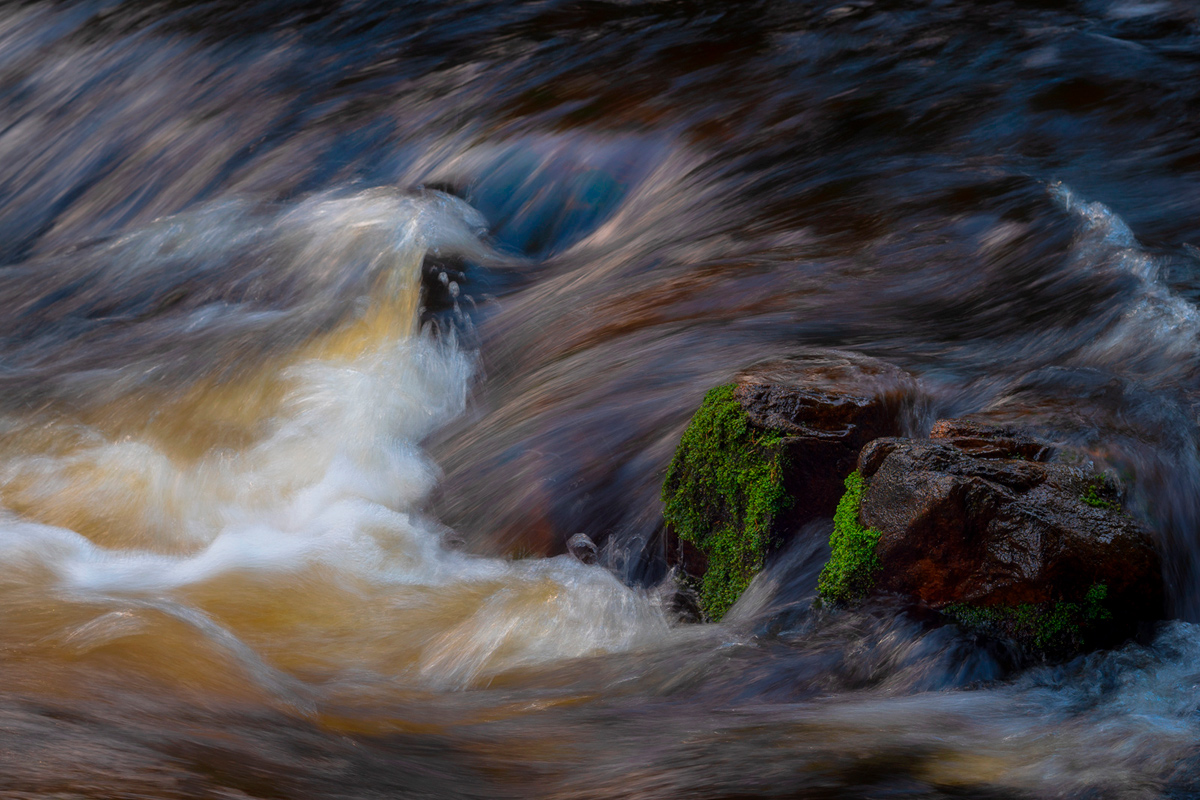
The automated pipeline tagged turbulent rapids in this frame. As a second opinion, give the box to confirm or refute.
[5,0,1200,798]
[0,189,670,706]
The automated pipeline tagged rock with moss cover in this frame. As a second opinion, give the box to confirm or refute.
[823,419,1164,657]
[661,351,920,620]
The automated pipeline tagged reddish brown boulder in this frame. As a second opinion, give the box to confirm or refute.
[851,420,1163,654]
[731,352,924,529]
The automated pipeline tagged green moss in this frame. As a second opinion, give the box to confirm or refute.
[661,384,790,620]
[1081,476,1119,511]
[945,583,1112,657]
[816,471,882,604]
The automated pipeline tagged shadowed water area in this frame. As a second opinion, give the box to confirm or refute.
[3,0,1200,796]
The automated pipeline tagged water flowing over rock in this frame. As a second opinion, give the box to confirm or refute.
[830,419,1165,657]
[567,532,599,565]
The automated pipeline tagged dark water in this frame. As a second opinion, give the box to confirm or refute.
[3,0,1200,797]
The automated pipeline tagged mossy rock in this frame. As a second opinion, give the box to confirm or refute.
[814,418,1163,660]
[661,384,790,620]
[661,357,915,621]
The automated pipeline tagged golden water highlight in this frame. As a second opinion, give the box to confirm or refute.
[0,189,669,708]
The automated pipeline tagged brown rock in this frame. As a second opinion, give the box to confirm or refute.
[856,420,1163,649]
[928,418,1055,462]
[732,351,924,532]
[663,350,924,617]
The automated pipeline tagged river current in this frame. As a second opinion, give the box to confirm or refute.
[3,1,1200,797]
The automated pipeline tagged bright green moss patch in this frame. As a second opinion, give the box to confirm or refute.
[817,471,881,604]
[661,384,790,620]
[945,583,1112,657]
[1081,476,1119,511]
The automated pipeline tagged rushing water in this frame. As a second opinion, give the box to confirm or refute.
[3,1,1200,797]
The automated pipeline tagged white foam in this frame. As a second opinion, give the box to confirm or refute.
[0,189,670,695]
[1052,183,1200,371]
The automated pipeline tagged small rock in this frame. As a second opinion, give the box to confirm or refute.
[567,533,599,565]
[437,524,467,551]
[655,568,704,624]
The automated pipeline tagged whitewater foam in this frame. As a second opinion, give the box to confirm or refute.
[0,189,670,699]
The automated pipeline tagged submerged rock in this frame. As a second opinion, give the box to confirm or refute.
[819,419,1164,658]
[654,568,704,624]
[661,351,921,620]
[567,532,599,565]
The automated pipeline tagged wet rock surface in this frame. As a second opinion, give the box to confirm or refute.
[927,418,1054,462]
[661,350,922,619]
[733,351,926,531]
[974,369,1200,621]
[854,420,1164,654]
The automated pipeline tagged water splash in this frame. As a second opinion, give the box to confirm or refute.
[0,187,670,703]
